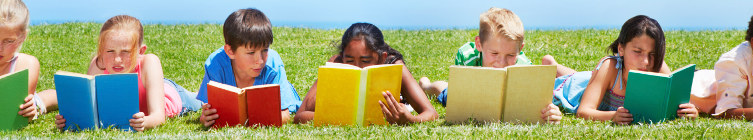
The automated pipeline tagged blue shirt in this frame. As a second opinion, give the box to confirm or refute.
[196,47,302,114]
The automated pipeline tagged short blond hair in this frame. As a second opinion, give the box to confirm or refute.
[0,0,29,30]
[479,7,524,45]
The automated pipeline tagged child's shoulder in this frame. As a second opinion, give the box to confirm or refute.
[592,56,621,75]
[14,53,39,70]
[721,41,752,59]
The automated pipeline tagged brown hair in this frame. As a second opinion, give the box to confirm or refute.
[223,8,273,51]
[478,7,524,47]
[96,15,143,72]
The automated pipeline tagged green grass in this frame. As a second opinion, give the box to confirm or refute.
[2,23,751,139]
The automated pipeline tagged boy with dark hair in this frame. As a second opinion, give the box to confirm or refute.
[197,8,301,127]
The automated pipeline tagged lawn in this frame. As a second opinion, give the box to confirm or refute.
[1,23,751,139]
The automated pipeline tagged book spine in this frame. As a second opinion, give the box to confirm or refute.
[355,69,368,126]
[500,71,508,121]
[91,79,100,128]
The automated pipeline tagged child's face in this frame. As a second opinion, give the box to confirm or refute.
[100,31,137,73]
[0,25,26,64]
[476,36,520,68]
[226,45,268,79]
[343,39,381,68]
[618,34,656,72]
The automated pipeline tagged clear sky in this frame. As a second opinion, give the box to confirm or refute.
[25,0,753,30]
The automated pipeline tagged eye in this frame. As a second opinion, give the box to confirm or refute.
[262,48,269,53]
[247,51,255,55]
[106,50,115,53]
[344,60,354,63]
[361,60,371,63]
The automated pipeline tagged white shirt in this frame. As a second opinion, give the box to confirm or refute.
[714,41,753,115]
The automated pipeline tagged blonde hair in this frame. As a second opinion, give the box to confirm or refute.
[478,7,524,46]
[0,0,29,30]
[96,15,143,72]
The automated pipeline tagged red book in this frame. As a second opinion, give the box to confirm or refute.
[207,81,282,128]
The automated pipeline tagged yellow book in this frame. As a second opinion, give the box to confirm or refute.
[445,65,556,124]
[314,62,402,126]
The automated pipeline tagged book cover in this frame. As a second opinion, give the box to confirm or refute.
[54,71,98,130]
[445,65,556,124]
[245,84,282,127]
[502,65,556,124]
[314,63,402,126]
[0,69,29,131]
[95,73,139,131]
[207,81,248,128]
[625,64,695,124]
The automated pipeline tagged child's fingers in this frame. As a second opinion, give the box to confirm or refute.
[678,103,695,109]
[132,112,145,119]
[203,120,215,127]
[202,108,217,117]
[385,91,403,111]
[378,101,393,119]
[24,94,33,102]
[22,108,36,117]
[130,121,145,128]
[381,92,398,117]
[378,101,396,123]
[205,114,219,122]
[129,117,145,124]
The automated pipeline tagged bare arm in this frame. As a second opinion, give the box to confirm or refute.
[16,53,39,95]
[293,55,339,124]
[293,79,318,124]
[395,61,438,123]
[136,54,166,130]
[576,59,619,121]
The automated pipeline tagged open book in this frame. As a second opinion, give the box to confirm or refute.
[445,65,556,124]
[0,69,29,130]
[314,62,403,126]
[207,81,281,128]
[624,64,695,124]
[54,71,139,131]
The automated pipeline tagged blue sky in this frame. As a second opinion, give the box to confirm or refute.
[25,0,753,30]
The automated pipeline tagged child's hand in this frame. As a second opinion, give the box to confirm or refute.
[677,103,699,119]
[540,103,562,124]
[18,94,37,120]
[200,103,218,127]
[129,112,146,132]
[378,91,413,125]
[611,107,633,125]
[54,114,66,131]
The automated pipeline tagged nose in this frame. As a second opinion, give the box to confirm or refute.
[255,53,264,64]
[115,56,122,63]
[640,55,650,69]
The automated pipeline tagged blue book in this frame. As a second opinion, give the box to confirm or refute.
[54,71,139,131]
[95,73,139,131]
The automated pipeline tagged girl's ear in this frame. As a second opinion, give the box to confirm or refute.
[224,44,235,59]
[139,44,147,55]
[617,43,625,56]
[520,42,525,52]
[381,52,388,63]
[474,36,483,52]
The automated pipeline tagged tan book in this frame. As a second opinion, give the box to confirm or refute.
[445,65,556,124]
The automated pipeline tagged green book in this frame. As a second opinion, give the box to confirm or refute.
[0,69,29,131]
[624,64,695,124]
